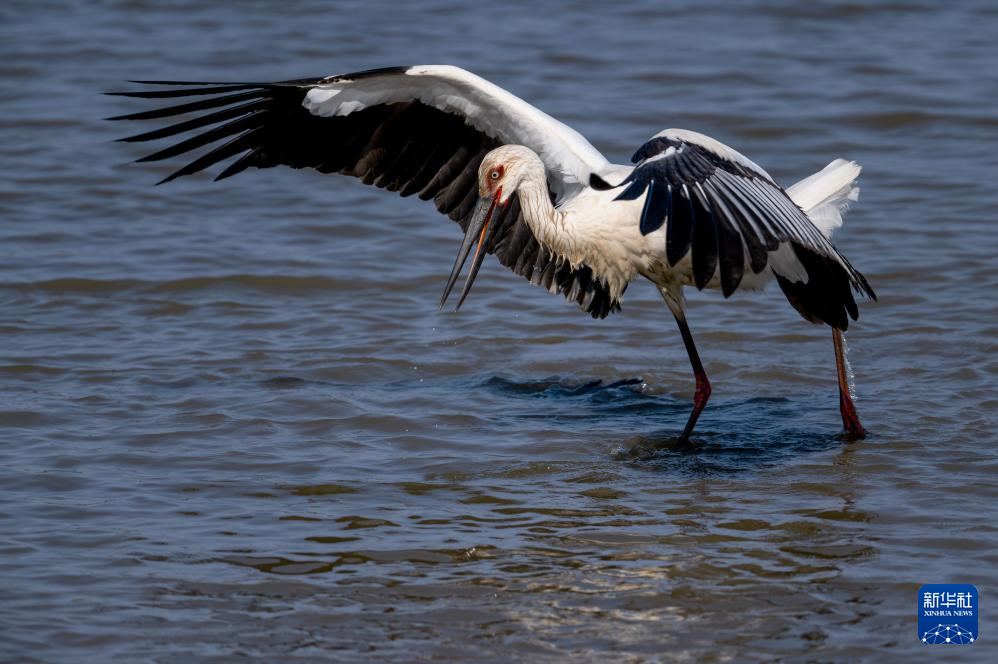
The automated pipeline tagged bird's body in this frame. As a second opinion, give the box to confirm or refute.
[111,65,876,441]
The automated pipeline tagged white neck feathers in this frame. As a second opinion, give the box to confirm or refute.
[491,145,635,302]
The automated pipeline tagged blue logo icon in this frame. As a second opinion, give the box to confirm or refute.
[919,584,977,645]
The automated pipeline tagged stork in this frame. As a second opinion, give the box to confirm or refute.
[109,65,876,442]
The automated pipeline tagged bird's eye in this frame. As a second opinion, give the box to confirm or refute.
[490,170,500,180]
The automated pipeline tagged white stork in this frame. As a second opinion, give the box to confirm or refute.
[109,65,876,442]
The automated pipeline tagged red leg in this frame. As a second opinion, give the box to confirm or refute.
[833,328,866,440]
[674,313,712,442]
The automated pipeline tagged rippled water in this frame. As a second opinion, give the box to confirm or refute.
[2,1,997,660]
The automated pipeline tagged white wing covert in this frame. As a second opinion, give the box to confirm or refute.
[109,66,622,317]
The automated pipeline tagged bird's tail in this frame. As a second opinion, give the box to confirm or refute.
[786,159,861,239]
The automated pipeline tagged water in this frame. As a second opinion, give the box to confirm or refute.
[2,1,997,660]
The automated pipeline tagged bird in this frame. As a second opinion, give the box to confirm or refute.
[108,64,876,442]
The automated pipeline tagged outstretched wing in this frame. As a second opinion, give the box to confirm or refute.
[607,129,875,329]
[108,65,620,318]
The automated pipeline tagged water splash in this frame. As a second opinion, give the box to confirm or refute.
[841,332,858,401]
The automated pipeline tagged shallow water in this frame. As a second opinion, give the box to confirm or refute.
[2,1,997,661]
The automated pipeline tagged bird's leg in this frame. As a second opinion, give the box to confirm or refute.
[832,328,866,440]
[660,287,711,442]
[674,312,712,442]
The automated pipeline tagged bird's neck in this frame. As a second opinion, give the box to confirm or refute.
[516,181,576,261]
[516,180,636,303]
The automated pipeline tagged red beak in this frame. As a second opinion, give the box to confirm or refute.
[439,188,502,310]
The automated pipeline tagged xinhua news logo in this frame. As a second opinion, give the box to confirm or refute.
[919,584,977,645]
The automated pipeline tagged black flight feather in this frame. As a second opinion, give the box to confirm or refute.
[110,73,622,318]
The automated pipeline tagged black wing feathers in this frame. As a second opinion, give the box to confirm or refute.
[107,90,264,121]
[776,243,862,331]
[667,185,694,268]
[616,134,875,328]
[639,180,670,235]
[110,76,620,318]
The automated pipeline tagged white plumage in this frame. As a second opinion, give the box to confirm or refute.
[786,159,862,238]
[111,64,876,442]
[304,65,610,197]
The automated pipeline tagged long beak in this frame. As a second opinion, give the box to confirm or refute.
[439,190,502,310]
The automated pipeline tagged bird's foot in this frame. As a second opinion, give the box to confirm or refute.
[839,392,867,441]
[613,433,702,460]
[672,435,703,454]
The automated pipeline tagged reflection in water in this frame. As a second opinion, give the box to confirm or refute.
[613,418,845,473]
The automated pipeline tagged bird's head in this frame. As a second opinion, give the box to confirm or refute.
[440,145,543,310]
[476,145,542,204]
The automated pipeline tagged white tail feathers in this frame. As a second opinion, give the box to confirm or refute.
[786,159,861,239]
